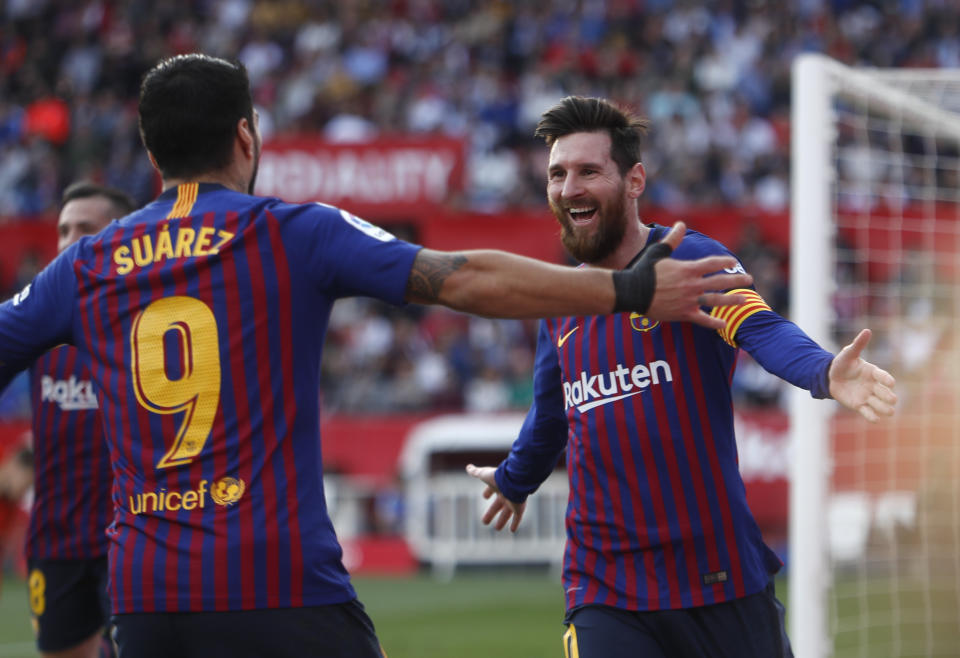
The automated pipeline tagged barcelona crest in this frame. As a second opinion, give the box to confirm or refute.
[629,312,659,332]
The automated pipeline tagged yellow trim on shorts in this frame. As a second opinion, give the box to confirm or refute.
[563,624,580,658]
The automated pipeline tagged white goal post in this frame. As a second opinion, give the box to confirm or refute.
[790,54,960,658]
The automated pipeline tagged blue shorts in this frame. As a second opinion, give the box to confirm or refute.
[111,599,385,658]
[563,581,793,658]
[26,556,112,654]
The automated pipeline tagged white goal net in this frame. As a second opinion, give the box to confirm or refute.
[789,54,960,658]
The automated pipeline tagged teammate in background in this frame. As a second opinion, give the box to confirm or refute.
[467,96,898,658]
[0,56,754,657]
[27,182,134,658]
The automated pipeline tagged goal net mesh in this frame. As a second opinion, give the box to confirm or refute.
[808,64,960,657]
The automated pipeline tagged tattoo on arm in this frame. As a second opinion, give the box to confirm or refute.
[406,250,467,304]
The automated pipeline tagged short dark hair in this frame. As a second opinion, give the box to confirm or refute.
[138,54,254,179]
[534,96,649,175]
[61,181,137,216]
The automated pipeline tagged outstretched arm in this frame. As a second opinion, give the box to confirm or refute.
[828,329,897,421]
[405,248,614,318]
[405,221,752,328]
[735,309,897,422]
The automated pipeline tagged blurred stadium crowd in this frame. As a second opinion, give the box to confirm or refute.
[0,0,955,416]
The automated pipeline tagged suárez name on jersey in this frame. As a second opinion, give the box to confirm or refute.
[41,375,98,410]
[563,360,673,413]
[112,225,234,275]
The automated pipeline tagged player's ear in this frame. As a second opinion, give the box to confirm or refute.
[237,117,256,160]
[626,162,646,199]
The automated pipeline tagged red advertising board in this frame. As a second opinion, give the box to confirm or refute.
[254,136,467,219]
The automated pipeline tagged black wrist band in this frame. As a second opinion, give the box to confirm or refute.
[611,242,673,314]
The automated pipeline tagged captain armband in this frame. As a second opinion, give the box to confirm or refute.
[710,289,772,347]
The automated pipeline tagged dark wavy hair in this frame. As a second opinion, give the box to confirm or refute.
[534,96,649,175]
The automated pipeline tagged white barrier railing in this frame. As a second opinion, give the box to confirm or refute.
[399,414,568,577]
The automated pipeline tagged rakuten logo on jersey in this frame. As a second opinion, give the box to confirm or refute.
[40,376,99,411]
[563,360,673,413]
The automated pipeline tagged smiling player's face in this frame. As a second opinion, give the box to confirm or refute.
[546,131,630,265]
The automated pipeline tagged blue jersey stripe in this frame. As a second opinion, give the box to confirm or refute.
[618,318,659,609]
[610,316,648,607]
[639,326,685,608]
[665,326,701,608]
[219,210,255,610]
[166,253,195,613]
[665,323,721,606]
[202,211,233,611]
[259,211,301,607]
[597,317,630,608]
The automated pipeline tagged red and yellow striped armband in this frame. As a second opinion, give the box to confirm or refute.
[709,288,772,347]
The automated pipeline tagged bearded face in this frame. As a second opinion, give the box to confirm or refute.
[546,131,641,266]
[550,179,629,264]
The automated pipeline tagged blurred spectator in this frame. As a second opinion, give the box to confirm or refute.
[464,366,511,413]
[5,0,954,216]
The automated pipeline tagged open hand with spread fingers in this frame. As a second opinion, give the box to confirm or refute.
[828,328,898,421]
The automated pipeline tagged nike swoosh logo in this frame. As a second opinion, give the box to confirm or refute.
[557,326,579,348]
[576,390,643,413]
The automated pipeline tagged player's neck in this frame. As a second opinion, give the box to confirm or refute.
[586,219,651,271]
[161,168,251,195]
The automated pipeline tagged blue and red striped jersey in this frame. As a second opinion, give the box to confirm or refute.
[27,345,111,560]
[0,183,421,613]
[496,225,834,613]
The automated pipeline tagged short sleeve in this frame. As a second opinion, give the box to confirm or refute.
[297,203,422,305]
